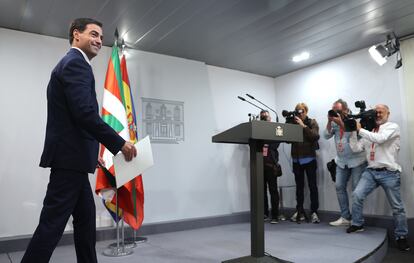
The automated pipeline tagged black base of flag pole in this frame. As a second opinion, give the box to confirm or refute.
[124,236,148,244]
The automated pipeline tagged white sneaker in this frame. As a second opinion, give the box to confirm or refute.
[311,212,320,224]
[290,212,305,222]
[329,217,350,226]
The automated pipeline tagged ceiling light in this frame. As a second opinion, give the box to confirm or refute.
[292,52,310,62]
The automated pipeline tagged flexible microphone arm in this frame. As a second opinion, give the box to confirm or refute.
[246,93,279,122]
[237,96,265,112]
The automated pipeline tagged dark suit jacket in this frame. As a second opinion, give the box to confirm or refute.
[267,143,280,164]
[40,48,125,173]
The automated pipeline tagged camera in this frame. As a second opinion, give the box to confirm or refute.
[328,109,340,118]
[343,100,377,132]
[282,109,303,124]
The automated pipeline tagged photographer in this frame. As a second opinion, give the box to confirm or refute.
[290,103,320,223]
[324,99,367,227]
[260,110,281,224]
[347,104,409,251]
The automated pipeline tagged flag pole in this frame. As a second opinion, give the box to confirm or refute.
[103,187,133,256]
[119,37,148,245]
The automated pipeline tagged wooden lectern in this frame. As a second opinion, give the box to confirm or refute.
[212,121,303,263]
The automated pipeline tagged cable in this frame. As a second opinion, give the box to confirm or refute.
[7,253,12,263]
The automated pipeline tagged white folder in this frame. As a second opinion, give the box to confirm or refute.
[113,135,153,188]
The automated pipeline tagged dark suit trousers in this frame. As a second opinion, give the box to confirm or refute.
[264,166,279,219]
[21,169,97,263]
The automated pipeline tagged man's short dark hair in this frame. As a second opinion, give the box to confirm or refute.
[69,18,103,44]
[260,110,269,115]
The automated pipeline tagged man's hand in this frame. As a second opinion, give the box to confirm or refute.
[121,141,137,161]
[332,116,345,129]
[97,157,106,168]
[294,116,306,128]
[356,121,362,132]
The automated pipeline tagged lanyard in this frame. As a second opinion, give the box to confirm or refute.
[337,127,344,152]
[370,126,379,160]
[370,126,379,150]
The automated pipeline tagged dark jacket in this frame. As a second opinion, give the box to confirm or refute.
[291,117,320,159]
[264,143,280,166]
[39,48,125,173]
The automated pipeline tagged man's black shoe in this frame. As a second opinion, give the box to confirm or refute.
[346,225,364,233]
[397,237,410,251]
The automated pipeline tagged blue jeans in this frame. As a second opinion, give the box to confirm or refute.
[352,169,408,238]
[335,163,366,220]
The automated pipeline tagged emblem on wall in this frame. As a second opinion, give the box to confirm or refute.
[142,97,184,144]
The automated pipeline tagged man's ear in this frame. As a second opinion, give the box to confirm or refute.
[73,29,80,42]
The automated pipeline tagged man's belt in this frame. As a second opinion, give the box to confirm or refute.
[369,167,388,171]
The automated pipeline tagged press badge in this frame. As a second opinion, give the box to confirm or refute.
[263,144,269,157]
[370,151,375,161]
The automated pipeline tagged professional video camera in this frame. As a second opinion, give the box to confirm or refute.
[343,100,377,132]
[282,109,303,124]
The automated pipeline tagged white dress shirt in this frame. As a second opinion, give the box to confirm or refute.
[349,122,401,172]
[71,47,91,66]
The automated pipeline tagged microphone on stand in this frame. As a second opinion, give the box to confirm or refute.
[237,96,265,111]
[237,96,266,121]
[245,93,279,122]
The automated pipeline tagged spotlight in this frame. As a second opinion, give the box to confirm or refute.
[368,46,387,66]
[369,33,401,68]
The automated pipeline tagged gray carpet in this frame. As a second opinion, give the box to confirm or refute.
[2,222,387,263]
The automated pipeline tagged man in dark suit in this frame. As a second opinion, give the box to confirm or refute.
[260,110,281,224]
[21,18,137,263]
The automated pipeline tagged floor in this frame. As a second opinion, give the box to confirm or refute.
[2,221,407,263]
[382,247,414,263]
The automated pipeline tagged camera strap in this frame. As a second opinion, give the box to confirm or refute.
[338,128,344,152]
[370,126,380,161]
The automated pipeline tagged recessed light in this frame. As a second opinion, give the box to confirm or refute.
[292,52,310,62]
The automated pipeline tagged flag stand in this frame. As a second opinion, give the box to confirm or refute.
[108,219,137,249]
[103,188,133,257]
[125,230,148,244]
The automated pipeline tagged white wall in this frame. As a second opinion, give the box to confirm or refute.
[2,26,412,239]
[207,65,277,212]
[0,28,276,238]
[274,49,414,217]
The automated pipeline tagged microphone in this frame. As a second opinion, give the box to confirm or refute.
[237,96,265,111]
[246,93,279,122]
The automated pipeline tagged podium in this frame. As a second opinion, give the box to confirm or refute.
[212,121,303,262]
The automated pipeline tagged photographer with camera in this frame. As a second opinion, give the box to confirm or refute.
[347,104,409,251]
[324,99,367,227]
[288,103,320,223]
[260,110,282,224]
